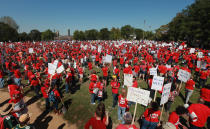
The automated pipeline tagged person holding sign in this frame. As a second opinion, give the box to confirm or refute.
[185,76,195,104]
[116,112,138,129]
[118,89,128,124]
[140,102,161,129]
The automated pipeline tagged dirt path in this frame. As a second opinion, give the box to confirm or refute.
[0,89,77,129]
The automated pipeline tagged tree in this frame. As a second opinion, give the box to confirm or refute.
[29,29,41,41]
[0,16,19,30]
[18,32,30,41]
[121,25,134,39]
[99,28,110,40]
[0,22,18,41]
[73,30,80,40]
[41,29,55,41]
[134,29,143,40]
[155,24,169,41]
[85,29,98,40]
[110,27,122,40]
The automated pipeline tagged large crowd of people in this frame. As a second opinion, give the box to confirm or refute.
[0,40,209,129]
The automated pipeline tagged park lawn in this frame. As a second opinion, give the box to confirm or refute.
[18,64,210,129]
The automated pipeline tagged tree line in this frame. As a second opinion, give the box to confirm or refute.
[155,0,210,48]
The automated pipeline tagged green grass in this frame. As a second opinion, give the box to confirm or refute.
[14,64,210,129]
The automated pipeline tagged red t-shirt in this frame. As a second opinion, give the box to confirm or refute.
[185,79,195,90]
[89,82,97,94]
[102,67,108,77]
[118,95,128,108]
[188,104,210,127]
[132,80,138,88]
[114,68,120,76]
[14,69,21,78]
[90,74,97,82]
[134,65,140,73]
[116,124,138,129]
[200,88,210,102]
[8,84,20,97]
[200,71,208,79]
[0,70,3,78]
[85,117,106,129]
[111,81,120,94]
[168,112,179,129]
[41,86,49,98]
[144,108,161,122]
[31,79,39,86]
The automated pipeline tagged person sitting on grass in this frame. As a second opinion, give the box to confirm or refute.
[116,112,138,129]
[14,113,35,129]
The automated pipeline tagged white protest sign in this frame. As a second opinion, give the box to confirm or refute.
[149,68,157,76]
[98,45,102,53]
[190,48,195,53]
[56,65,64,74]
[29,48,34,53]
[166,64,171,69]
[178,46,183,50]
[160,83,172,105]
[127,87,150,106]
[104,55,112,63]
[178,69,191,82]
[151,76,164,91]
[53,60,59,67]
[197,52,203,58]
[197,61,201,68]
[124,74,133,87]
[48,63,57,75]
[74,62,77,69]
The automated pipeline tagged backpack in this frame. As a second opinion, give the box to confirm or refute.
[48,90,56,102]
[0,115,7,129]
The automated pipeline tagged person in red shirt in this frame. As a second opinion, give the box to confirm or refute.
[41,80,50,110]
[199,69,209,88]
[85,103,108,129]
[89,71,98,82]
[30,76,41,97]
[114,65,120,81]
[141,102,161,129]
[97,78,104,102]
[89,81,98,105]
[49,85,61,113]
[187,103,210,129]
[118,89,128,123]
[65,69,72,93]
[185,77,195,104]
[116,112,138,129]
[14,65,22,86]
[200,84,210,107]
[168,106,188,129]
[111,76,120,108]
[0,69,4,88]
[102,64,109,87]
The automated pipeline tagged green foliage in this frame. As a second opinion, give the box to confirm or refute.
[41,29,55,41]
[135,29,143,40]
[121,25,134,39]
[0,16,19,30]
[29,29,41,41]
[73,30,86,40]
[99,28,110,40]
[110,27,122,40]
[85,29,99,40]
[18,32,30,41]
[0,22,18,41]
[158,0,210,48]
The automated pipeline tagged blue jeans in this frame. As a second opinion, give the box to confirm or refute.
[45,98,50,110]
[141,118,158,129]
[0,78,4,88]
[91,93,96,104]
[14,78,21,86]
[112,93,118,107]
[118,106,126,123]
[52,99,58,110]
[65,83,69,93]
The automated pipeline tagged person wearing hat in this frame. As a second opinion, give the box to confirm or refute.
[116,112,138,129]
[13,113,35,129]
[0,103,18,129]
